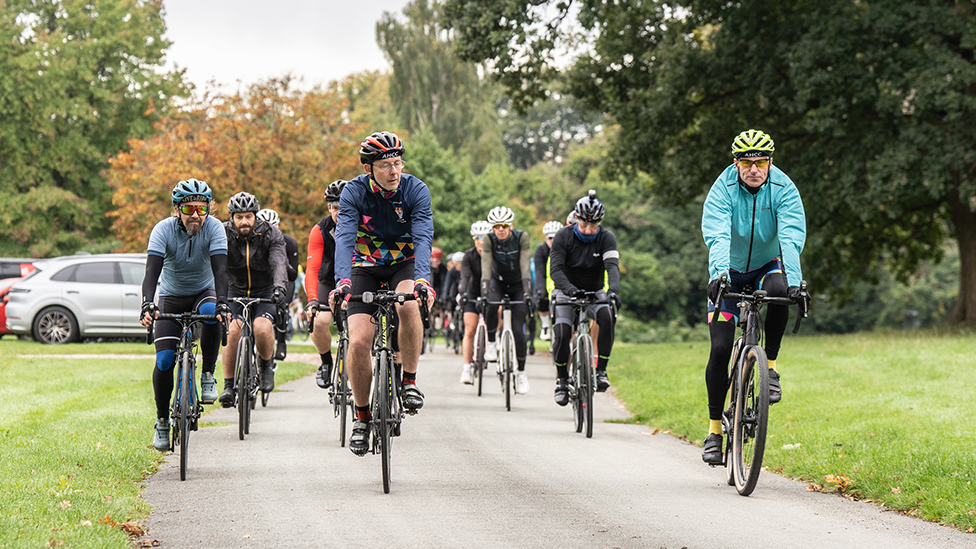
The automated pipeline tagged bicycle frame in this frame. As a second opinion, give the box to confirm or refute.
[559,293,608,438]
[230,297,275,438]
[487,297,524,411]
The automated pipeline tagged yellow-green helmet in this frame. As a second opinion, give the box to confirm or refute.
[731,129,775,157]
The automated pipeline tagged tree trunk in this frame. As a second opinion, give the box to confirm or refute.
[946,186,976,325]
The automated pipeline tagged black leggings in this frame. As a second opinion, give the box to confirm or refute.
[485,279,527,369]
[704,272,789,421]
[551,307,615,368]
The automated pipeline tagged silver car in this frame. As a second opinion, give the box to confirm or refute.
[5,253,147,344]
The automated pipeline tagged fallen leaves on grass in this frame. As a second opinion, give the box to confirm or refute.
[120,522,145,536]
[891,487,902,494]
[823,474,851,492]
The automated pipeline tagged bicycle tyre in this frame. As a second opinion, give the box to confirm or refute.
[732,345,769,496]
[378,350,392,494]
[296,313,309,341]
[571,342,584,433]
[337,337,349,447]
[236,335,251,440]
[580,335,594,438]
[475,323,486,397]
[502,331,514,411]
[724,339,743,486]
[179,351,192,481]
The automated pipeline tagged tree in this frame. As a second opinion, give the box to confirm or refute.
[377,0,505,171]
[447,0,976,324]
[107,77,365,255]
[0,0,186,257]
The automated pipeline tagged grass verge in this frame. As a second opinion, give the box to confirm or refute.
[610,328,976,531]
[0,340,315,548]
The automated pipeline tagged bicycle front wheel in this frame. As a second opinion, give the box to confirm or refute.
[501,331,515,411]
[377,351,393,494]
[570,342,583,433]
[178,351,192,481]
[236,336,252,440]
[732,345,769,496]
[578,335,594,438]
[475,323,486,397]
[337,337,349,447]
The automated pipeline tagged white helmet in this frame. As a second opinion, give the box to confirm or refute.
[487,206,514,226]
[256,208,280,226]
[451,251,464,263]
[542,221,562,237]
[470,220,492,236]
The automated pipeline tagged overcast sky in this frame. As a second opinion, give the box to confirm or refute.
[161,0,412,91]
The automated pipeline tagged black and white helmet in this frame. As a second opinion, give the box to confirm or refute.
[227,192,260,214]
[470,220,492,236]
[542,221,562,237]
[573,190,605,223]
[324,180,347,205]
[487,206,515,226]
[256,208,280,226]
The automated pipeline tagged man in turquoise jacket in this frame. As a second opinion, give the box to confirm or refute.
[700,129,808,465]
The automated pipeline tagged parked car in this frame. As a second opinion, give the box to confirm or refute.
[5,253,147,344]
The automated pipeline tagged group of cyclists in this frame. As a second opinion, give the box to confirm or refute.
[139,127,810,471]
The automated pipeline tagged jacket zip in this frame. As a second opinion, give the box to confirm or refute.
[745,192,758,272]
[245,240,252,297]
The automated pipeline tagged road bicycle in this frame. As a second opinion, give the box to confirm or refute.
[554,292,611,438]
[230,296,277,440]
[346,289,430,494]
[148,310,226,481]
[488,297,524,411]
[308,301,353,447]
[289,299,309,341]
[711,275,808,496]
[446,296,464,354]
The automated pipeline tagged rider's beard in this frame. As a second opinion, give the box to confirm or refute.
[185,219,203,237]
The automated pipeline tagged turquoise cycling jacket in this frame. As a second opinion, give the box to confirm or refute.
[701,164,806,287]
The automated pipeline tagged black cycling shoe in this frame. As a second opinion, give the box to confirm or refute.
[315,362,332,389]
[768,369,782,404]
[350,419,371,456]
[259,363,275,393]
[595,369,610,392]
[554,378,570,407]
[402,383,424,412]
[218,386,236,408]
[274,344,287,362]
[702,433,723,464]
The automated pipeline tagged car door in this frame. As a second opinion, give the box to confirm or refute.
[118,260,146,334]
[61,262,123,335]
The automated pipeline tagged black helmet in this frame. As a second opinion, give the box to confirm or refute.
[227,192,260,214]
[359,131,404,165]
[324,180,347,204]
[574,190,605,223]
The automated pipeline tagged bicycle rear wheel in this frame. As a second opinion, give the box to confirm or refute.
[732,345,769,496]
[178,351,192,481]
[236,336,252,440]
[502,331,515,411]
[475,323,486,397]
[578,335,594,438]
[377,351,393,494]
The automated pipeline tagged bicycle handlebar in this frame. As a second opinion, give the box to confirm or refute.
[340,291,431,330]
[147,312,228,347]
[710,275,809,333]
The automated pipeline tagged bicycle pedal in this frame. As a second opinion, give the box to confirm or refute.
[405,409,418,416]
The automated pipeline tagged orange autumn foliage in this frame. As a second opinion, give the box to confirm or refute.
[107,77,367,254]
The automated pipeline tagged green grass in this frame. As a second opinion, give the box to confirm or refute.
[610,328,976,531]
[0,340,315,548]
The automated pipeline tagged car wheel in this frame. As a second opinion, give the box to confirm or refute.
[33,306,79,344]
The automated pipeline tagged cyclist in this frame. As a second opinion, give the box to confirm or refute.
[305,179,345,388]
[700,129,808,465]
[217,192,289,407]
[332,131,435,457]
[533,221,562,341]
[459,220,491,384]
[140,179,229,451]
[444,251,463,305]
[549,191,620,405]
[480,207,531,394]
[256,208,299,361]
[429,246,450,337]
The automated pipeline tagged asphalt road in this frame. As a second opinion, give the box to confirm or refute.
[140,342,975,549]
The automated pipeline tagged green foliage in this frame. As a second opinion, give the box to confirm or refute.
[446,0,976,322]
[0,0,186,257]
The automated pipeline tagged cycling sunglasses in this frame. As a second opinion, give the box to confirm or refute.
[737,158,771,169]
[179,204,210,216]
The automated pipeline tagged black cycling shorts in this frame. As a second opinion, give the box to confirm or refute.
[347,260,415,317]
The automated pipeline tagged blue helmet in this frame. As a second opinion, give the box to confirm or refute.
[172,178,212,205]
